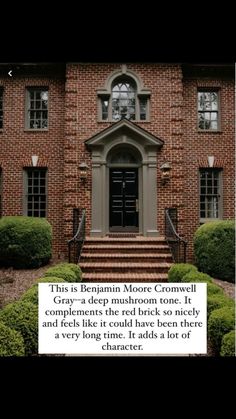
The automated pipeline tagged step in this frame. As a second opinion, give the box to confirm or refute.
[79,262,172,273]
[82,244,170,254]
[82,272,168,282]
[85,236,167,245]
[80,253,172,263]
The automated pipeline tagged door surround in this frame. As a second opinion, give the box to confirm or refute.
[85,119,164,237]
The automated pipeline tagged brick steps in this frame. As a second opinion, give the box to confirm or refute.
[80,253,172,263]
[82,244,170,254]
[80,262,172,273]
[80,236,173,282]
[82,273,168,282]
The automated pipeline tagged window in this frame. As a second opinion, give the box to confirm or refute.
[198,91,219,130]
[98,73,150,122]
[24,169,47,217]
[200,169,222,220]
[0,88,3,129]
[26,88,48,129]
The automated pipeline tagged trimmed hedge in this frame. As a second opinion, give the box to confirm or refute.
[22,277,66,305]
[50,263,82,282]
[207,293,235,319]
[0,216,52,268]
[168,263,198,282]
[0,300,38,356]
[0,321,25,356]
[182,272,213,284]
[208,306,235,354]
[207,282,224,296]
[44,266,78,282]
[194,220,235,281]
[220,331,235,357]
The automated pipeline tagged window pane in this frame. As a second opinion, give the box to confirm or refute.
[112,78,137,120]
[200,170,220,219]
[26,169,47,217]
[27,88,48,129]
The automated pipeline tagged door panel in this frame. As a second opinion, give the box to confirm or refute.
[110,168,138,230]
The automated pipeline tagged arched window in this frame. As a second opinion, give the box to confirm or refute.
[112,77,136,121]
[98,70,150,122]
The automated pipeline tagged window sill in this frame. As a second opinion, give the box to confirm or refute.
[200,218,221,223]
[197,130,222,134]
[24,129,49,132]
[97,120,150,123]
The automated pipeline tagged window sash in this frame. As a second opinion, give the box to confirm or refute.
[199,170,221,219]
[26,88,48,129]
[198,91,219,130]
[25,169,47,217]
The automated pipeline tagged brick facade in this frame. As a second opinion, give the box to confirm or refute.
[0,63,234,261]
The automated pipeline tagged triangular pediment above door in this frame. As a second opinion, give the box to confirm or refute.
[85,119,164,149]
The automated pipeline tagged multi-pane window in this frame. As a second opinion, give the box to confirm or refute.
[100,76,149,122]
[25,169,47,217]
[26,88,48,129]
[198,91,219,130]
[200,170,221,220]
[112,80,136,121]
[0,88,3,129]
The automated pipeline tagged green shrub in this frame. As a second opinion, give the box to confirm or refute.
[0,321,25,356]
[207,282,224,296]
[207,294,235,319]
[36,276,66,284]
[168,263,198,282]
[21,285,38,305]
[182,272,213,283]
[208,306,235,354]
[0,300,38,356]
[51,263,82,282]
[194,220,235,281]
[0,216,52,268]
[220,331,235,357]
[21,277,66,305]
[44,266,78,282]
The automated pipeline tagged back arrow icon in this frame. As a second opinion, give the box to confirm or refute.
[8,70,12,77]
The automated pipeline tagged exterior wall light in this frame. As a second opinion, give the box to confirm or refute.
[160,162,171,185]
[79,162,89,181]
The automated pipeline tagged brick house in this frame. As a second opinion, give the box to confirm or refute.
[0,63,234,280]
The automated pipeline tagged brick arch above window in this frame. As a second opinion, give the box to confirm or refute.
[97,66,151,122]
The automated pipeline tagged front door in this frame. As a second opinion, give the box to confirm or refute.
[109,168,138,231]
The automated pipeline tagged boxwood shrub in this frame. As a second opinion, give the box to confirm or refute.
[0,321,25,356]
[168,263,198,282]
[22,277,66,305]
[207,293,235,319]
[50,263,82,282]
[43,265,78,282]
[0,300,38,356]
[208,306,235,354]
[0,216,52,268]
[182,271,213,284]
[220,331,235,357]
[194,220,235,282]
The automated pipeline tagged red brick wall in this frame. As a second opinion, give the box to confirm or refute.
[0,74,65,256]
[183,77,235,259]
[0,64,234,262]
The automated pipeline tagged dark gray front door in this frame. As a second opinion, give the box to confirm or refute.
[109,168,138,231]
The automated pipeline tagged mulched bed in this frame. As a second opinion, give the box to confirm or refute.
[0,257,65,308]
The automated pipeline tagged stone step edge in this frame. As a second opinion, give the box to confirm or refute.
[79,262,172,268]
[80,253,172,258]
[82,245,170,249]
[82,273,168,279]
[85,237,166,242]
